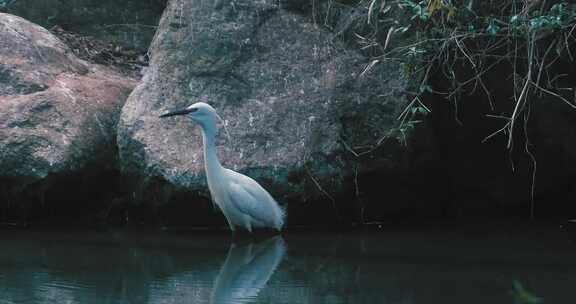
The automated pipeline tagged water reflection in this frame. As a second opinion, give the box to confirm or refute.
[146,236,286,304]
[1,227,576,304]
[211,237,286,304]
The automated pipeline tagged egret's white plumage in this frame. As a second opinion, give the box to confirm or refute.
[160,102,285,232]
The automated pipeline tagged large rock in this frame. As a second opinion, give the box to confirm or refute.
[118,0,418,205]
[0,13,136,187]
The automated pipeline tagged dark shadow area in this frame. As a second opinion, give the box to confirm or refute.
[420,38,576,221]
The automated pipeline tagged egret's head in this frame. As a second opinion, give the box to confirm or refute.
[160,102,220,132]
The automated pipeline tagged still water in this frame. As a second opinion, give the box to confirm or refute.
[0,224,575,304]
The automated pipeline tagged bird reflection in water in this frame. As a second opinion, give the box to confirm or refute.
[211,236,286,304]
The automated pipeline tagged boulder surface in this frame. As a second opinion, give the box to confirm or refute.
[0,13,136,191]
[118,0,417,207]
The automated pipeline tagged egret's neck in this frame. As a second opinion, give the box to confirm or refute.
[201,126,223,177]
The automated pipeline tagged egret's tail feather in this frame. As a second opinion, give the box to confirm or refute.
[275,204,286,230]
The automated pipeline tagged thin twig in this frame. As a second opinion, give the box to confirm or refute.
[340,137,360,157]
[535,39,556,88]
[304,165,336,209]
[507,32,534,149]
[482,122,511,143]
[454,36,476,68]
[523,105,537,220]
[531,81,576,109]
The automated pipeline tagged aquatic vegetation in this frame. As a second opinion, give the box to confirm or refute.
[511,280,543,304]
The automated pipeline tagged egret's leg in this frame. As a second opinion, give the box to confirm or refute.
[223,215,235,232]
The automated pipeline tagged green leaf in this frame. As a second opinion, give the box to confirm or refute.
[417,107,429,115]
[486,20,500,36]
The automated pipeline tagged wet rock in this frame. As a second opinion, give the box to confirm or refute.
[0,13,136,189]
[118,0,423,208]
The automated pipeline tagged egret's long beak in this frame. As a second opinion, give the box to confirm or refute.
[159,108,192,118]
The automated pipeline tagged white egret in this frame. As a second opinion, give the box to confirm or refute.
[159,102,285,232]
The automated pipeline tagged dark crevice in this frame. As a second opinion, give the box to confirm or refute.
[0,65,48,96]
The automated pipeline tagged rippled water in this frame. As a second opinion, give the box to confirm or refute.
[0,224,575,304]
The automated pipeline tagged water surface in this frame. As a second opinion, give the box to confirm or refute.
[0,224,575,303]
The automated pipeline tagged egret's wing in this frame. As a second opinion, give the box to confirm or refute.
[225,169,285,227]
[227,180,273,225]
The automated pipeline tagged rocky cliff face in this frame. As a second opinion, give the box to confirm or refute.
[0,13,136,214]
[117,0,418,210]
